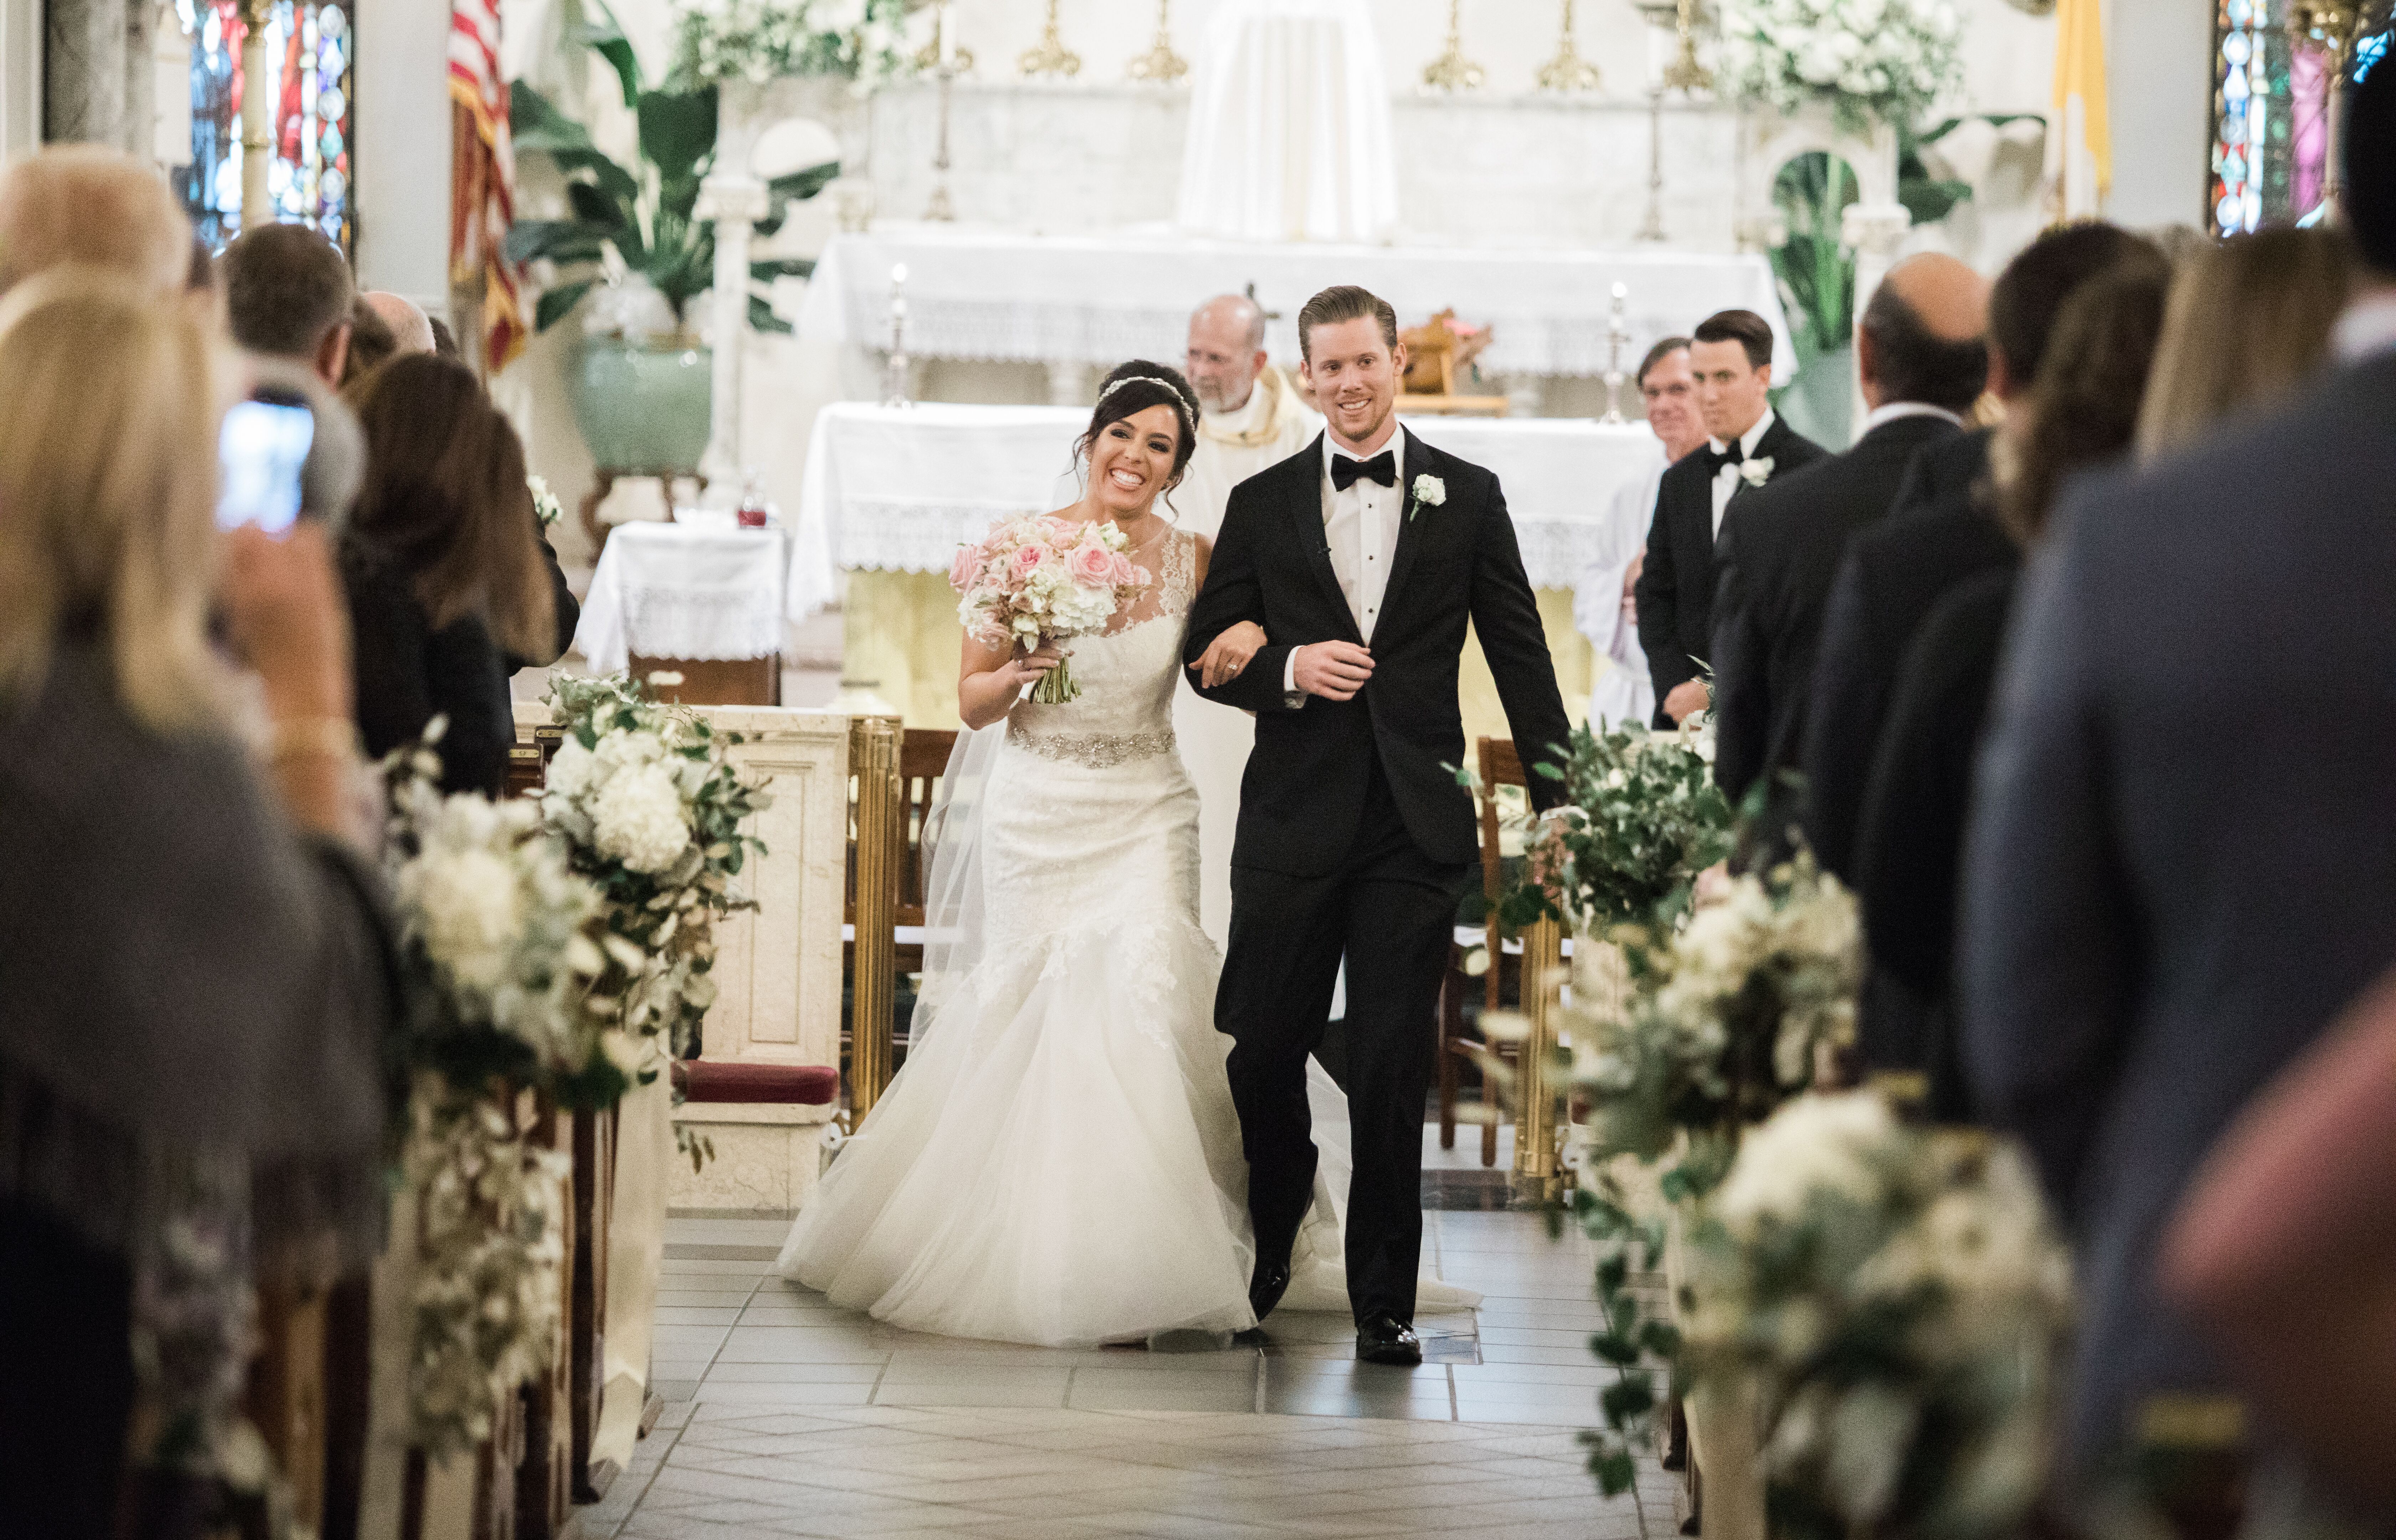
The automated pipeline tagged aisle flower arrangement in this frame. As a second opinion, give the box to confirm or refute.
[1717,0,1966,134]
[1682,1093,2074,1540]
[382,741,614,1454]
[668,0,916,91]
[949,514,1150,705]
[540,674,774,1067]
[1495,722,1735,935]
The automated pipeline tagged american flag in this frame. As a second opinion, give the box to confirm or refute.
[449,0,526,373]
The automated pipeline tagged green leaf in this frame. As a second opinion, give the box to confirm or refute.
[1599,1375,1655,1425]
[1593,1446,1638,1497]
[750,257,815,282]
[534,279,597,333]
[1591,1332,1640,1367]
[638,86,720,201]
[505,219,606,265]
[576,0,645,107]
[748,294,794,335]
[564,179,629,230]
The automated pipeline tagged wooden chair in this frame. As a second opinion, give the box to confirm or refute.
[1437,738,1525,1167]
[844,727,956,1070]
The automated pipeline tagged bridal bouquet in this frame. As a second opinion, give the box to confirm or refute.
[541,674,773,1066]
[950,514,1150,705]
[1682,1092,2073,1540]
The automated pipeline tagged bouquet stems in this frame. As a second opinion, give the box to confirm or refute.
[1031,651,1080,705]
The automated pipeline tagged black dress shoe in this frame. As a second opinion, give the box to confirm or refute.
[1355,1311,1422,1367]
[1248,1254,1292,1322]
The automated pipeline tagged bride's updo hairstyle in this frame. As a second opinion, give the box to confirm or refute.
[1079,360,1201,492]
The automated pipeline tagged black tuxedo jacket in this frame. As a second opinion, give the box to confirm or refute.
[1800,429,2018,883]
[1633,415,1828,719]
[1183,430,1572,875]
[1710,412,1961,806]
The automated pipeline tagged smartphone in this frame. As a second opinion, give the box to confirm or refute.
[217,394,317,533]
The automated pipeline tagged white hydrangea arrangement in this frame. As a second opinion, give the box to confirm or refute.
[1682,1092,2074,1540]
[1716,0,1965,134]
[540,674,773,1066]
[668,0,916,92]
[382,736,616,1455]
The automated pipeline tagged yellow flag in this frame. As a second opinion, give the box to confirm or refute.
[2052,0,2113,219]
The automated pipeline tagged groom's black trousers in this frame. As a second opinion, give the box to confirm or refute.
[1219,756,1472,1326]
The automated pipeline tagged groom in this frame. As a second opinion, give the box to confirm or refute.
[1184,285,1572,1365]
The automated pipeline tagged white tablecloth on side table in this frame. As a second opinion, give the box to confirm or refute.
[798,226,1798,383]
[792,401,1663,615]
[576,520,790,675]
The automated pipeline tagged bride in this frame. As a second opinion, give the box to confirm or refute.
[776,361,1474,1346]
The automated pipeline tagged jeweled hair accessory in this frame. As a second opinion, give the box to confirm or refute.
[1099,375,1196,423]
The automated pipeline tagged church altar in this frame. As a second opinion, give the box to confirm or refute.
[574,517,791,676]
[800,402,1663,734]
[795,226,1799,396]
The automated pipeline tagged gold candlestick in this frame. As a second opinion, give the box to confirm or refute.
[1018,0,1082,78]
[910,0,975,75]
[1536,0,1603,92]
[1663,0,1713,93]
[1126,0,1188,84]
[1421,0,1486,93]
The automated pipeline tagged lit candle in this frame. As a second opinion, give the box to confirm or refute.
[892,262,908,287]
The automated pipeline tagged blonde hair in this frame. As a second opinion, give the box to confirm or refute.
[0,268,229,732]
[2137,228,2357,461]
[0,147,192,296]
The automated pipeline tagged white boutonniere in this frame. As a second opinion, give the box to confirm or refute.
[528,473,563,529]
[1408,473,1447,523]
[1738,457,1775,489]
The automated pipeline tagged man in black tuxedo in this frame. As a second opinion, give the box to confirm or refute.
[1709,254,1990,811]
[1964,61,2396,1485]
[1184,285,1571,1366]
[1634,309,1828,727]
[1802,224,2165,887]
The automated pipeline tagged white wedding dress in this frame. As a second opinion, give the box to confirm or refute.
[777,530,1475,1346]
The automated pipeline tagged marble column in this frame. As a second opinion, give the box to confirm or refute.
[44,0,151,152]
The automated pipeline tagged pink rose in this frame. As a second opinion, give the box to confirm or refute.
[1012,544,1048,578]
[1111,555,1143,587]
[1042,518,1078,550]
[1069,544,1117,586]
[949,545,978,592]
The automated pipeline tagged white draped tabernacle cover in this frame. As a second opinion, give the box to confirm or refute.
[797,228,1799,384]
[792,402,1664,618]
[574,518,790,675]
[1176,0,1398,245]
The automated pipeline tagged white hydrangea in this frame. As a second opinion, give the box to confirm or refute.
[1714,1089,1895,1235]
[544,736,596,801]
[407,846,525,992]
[591,760,691,873]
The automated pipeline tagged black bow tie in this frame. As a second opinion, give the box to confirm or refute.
[1331,450,1398,492]
[1706,440,1747,472]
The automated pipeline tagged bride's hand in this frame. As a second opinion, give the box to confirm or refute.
[999,641,1067,694]
[1196,621,1269,689]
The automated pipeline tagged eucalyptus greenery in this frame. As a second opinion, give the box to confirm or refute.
[506,4,837,337]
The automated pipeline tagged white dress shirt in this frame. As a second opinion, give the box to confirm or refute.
[1857,401,1966,434]
[1708,408,1778,536]
[1284,422,1409,697]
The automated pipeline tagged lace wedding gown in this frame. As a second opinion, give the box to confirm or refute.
[776,529,1475,1346]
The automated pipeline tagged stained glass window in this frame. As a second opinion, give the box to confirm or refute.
[173,0,355,256]
[2212,1,2393,234]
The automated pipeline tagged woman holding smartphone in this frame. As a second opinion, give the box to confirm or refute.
[341,352,558,795]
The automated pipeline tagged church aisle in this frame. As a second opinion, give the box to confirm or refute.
[584,1138,1674,1539]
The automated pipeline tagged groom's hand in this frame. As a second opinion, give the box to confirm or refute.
[1294,641,1374,702]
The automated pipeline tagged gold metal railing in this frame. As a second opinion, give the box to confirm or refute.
[1511,916,1569,1203]
[848,718,904,1124]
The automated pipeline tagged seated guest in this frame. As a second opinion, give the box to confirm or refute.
[1803,223,2165,884]
[219,221,354,385]
[1576,336,1706,731]
[1855,260,2170,1119]
[1709,254,1988,815]
[2163,965,2396,1509]
[364,289,438,356]
[0,270,392,1537]
[0,145,191,296]
[1634,310,1828,727]
[1959,59,2396,1499]
[339,291,400,385]
[2137,227,2356,460]
[341,353,558,794]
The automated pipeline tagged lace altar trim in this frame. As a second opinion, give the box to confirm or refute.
[1006,723,1177,769]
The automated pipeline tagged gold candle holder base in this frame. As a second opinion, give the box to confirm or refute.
[1535,0,1603,92]
[1422,0,1486,92]
[1018,0,1082,78]
[1126,0,1188,83]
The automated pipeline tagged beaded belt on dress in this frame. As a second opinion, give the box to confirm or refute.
[1006,722,1176,768]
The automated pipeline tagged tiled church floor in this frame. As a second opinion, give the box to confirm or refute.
[584,1129,1672,1539]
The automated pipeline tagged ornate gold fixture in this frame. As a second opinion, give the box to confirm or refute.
[1421,0,1486,93]
[1536,0,1603,92]
[910,0,975,75]
[1126,0,1188,84]
[1663,0,1713,93]
[1017,0,1082,79]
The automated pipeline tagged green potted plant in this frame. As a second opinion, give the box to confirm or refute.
[507,9,836,474]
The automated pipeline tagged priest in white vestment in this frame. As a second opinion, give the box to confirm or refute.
[1575,336,1709,730]
[1172,294,1323,947]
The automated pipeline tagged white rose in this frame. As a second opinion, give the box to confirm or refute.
[1714,1090,1895,1233]
[592,761,692,872]
[409,846,524,990]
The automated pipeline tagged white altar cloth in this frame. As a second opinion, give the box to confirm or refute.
[792,401,1662,616]
[798,227,1798,383]
[576,519,790,674]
